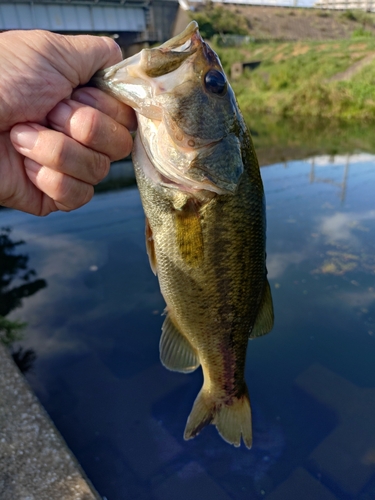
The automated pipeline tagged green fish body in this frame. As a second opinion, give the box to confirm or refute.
[92,22,274,448]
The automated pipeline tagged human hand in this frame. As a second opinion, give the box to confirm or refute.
[0,30,136,216]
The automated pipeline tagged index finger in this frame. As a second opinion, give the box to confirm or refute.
[71,87,137,132]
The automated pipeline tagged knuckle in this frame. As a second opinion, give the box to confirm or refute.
[54,175,71,206]
[110,129,133,162]
[75,107,100,146]
[123,132,134,157]
[57,178,93,211]
[79,184,94,208]
[50,135,69,168]
[91,152,110,184]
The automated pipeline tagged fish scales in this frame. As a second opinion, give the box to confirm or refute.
[91,21,274,448]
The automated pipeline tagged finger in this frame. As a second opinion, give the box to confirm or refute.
[68,35,123,82]
[24,158,94,212]
[71,87,137,132]
[10,123,110,185]
[47,99,133,161]
[56,34,123,86]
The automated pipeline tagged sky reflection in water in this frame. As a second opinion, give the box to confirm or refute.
[3,152,375,500]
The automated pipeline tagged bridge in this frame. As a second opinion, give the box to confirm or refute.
[0,0,180,55]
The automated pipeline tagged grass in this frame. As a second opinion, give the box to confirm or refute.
[212,37,375,121]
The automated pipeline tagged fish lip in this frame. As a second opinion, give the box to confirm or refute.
[90,22,204,99]
[97,22,202,83]
[159,21,200,50]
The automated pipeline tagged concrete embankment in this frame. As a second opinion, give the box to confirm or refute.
[0,343,101,500]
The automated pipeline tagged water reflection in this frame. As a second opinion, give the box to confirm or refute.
[0,227,45,372]
[0,147,374,499]
[0,227,46,317]
[309,155,350,203]
[11,346,37,374]
[248,117,375,168]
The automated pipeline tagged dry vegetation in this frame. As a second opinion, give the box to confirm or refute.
[190,4,375,41]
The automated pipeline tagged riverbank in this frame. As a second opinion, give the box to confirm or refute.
[182,4,375,121]
[0,344,100,500]
[213,36,375,121]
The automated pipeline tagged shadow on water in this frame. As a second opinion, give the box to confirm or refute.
[0,227,46,373]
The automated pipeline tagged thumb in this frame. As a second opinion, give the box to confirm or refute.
[58,34,123,86]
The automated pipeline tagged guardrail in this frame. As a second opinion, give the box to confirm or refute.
[191,0,375,9]
[314,0,375,10]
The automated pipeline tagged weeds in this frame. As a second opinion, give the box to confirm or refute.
[352,28,374,38]
[214,37,375,121]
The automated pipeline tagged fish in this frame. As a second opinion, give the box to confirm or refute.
[91,21,274,448]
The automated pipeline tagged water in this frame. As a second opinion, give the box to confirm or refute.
[1,149,375,499]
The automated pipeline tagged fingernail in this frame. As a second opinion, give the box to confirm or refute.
[72,90,97,108]
[48,101,72,128]
[11,124,39,151]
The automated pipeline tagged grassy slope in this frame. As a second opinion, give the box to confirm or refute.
[213,37,375,121]
[186,6,375,121]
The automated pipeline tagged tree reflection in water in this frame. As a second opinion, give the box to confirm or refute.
[0,227,47,373]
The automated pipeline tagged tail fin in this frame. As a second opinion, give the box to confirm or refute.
[184,387,252,449]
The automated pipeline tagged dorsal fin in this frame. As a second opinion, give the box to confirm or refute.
[160,314,200,373]
[249,278,274,339]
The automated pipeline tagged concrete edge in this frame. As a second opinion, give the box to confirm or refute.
[0,342,102,500]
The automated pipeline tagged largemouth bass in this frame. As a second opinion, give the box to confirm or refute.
[92,21,274,448]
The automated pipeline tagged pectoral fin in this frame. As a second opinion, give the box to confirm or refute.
[249,278,274,339]
[145,217,157,275]
[160,314,200,373]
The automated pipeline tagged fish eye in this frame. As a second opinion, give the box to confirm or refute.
[204,70,227,95]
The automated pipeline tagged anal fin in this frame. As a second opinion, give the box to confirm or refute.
[160,314,200,373]
[250,278,274,339]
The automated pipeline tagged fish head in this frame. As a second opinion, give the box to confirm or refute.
[92,22,245,195]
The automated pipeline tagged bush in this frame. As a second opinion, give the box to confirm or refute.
[190,4,249,39]
[340,10,358,22]
[352,28,374,38]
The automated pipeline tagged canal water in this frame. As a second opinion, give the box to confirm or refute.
[1,126,375,499]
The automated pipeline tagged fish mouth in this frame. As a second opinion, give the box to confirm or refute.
[91,21,202,117]
[159,21,200,50]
